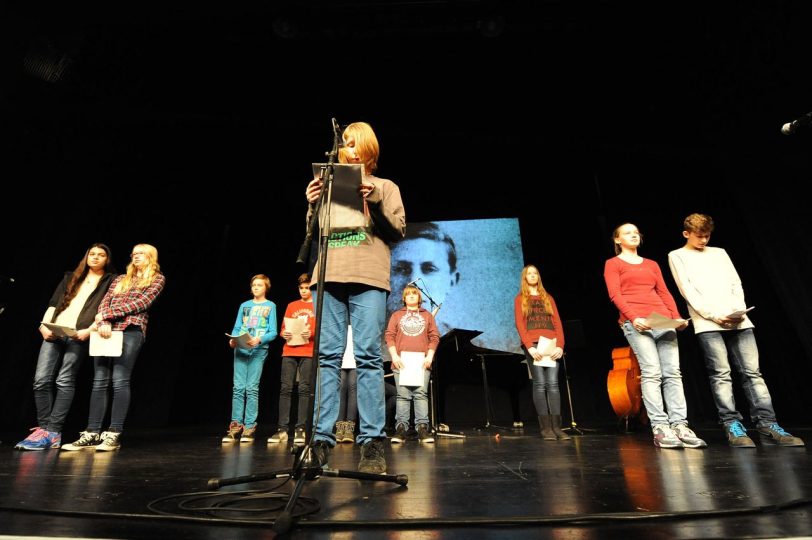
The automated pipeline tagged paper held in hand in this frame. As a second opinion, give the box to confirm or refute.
[312,163,365,229]
[90,331,123,357]
[533,337,557,367]
[644,312,688,330]
[41,322,78,338]
[398,351,426,387]
[226,333,253,349]
[283,317,308,346]
[725,306,755,319]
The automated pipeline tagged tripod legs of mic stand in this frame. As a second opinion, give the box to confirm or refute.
[207,440,408,535]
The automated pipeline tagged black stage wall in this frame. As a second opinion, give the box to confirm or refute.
[1,2,811,433]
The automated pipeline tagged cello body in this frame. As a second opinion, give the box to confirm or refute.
[607,346,645,424]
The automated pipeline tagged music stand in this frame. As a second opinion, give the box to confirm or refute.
[443,328,509,433]
[428,329,474,440]
[207,119,407,535]
[561,320,595,435]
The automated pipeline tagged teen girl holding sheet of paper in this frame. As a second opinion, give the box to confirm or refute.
[62,243,165,452]
[604,223,706,449]
[385,285,440,444]
[514,264,569,441]
[14,243,116,451]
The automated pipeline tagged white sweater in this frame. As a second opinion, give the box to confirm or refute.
[668,246,754,334]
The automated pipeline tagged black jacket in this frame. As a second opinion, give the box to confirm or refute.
[46,271,116,330]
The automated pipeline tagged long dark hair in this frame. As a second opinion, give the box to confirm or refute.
[53,243,116,319]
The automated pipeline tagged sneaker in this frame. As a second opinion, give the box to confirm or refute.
[359,438,386,474]
[221,421,243,443]
[62,431,101,451]
[268,429,288,444]
[652,424,683,448]
[391,423,408,444]
[338,420,356,444]
[293,427,306,445]
[97,431,121,451]
[417,424,435,443]
[15,427,62,451]
[724,420,756,448]
[240,425,256,443]
[757,423,805,447]
[302,440,331,469]
[335,421,347,442]
[672,424,707,448]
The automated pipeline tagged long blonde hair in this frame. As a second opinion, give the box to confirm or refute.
[519,264,552,318]
[114,243,161,293]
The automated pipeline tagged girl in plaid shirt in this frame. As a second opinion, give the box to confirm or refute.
[63,243,165,452]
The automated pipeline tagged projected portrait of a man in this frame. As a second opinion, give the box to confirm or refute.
[386,218,525,355]
[387,222,460,333]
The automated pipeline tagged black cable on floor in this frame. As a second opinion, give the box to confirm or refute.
[0,497,809,529]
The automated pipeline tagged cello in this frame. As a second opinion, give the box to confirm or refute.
[607,346,647,429]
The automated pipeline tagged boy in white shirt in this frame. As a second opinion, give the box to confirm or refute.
[668,213,803,448]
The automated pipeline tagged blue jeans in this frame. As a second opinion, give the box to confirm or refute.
[33,337,88,433]
[696,328,776,427]
[87,328,144,433]
[622,321,687,426]
[278,355,314,430]
[338,368,358,422]
[524,347,561,416]
[313,284,386,446]
[393,370,431,427]
[231,346,269,429]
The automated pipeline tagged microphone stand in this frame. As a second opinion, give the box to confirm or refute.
[411,279,465,440]
[207,119,407,536]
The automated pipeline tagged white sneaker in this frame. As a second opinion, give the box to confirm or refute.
[96,431,121,451]
[268,430,288,444]
[673,424,707,448]
[652,424,682,448]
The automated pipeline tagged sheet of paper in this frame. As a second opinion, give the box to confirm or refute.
[342,325,356,369]
[90,331,123,357]
[312,163,365,229]
[225,332,253,349]
[644,312,688,330]
[398,351,426,387]
[533,337,558,367]
[41,322,77,338]
[284,317,307,346]
[725,306,755,318]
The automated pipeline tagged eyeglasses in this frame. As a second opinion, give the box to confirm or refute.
[130,251,147,259]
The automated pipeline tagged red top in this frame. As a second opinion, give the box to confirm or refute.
[514,294,565,350]
[384,307,440,355]
[280,298,316,358]
[603,256,682,324]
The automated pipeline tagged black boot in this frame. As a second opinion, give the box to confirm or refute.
[538,415,556,440]
[551,414,571,440]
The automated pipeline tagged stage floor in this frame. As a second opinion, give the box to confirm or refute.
[1,422,810,539]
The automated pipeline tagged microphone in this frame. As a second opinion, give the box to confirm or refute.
[781,111,812,135]
[332,118,344,147]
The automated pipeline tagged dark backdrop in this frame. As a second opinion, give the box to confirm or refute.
[2,2,811,433]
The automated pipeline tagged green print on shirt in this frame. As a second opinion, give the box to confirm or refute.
[328,229,369,249]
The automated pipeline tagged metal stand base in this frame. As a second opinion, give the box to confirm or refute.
[429,373,466,439]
